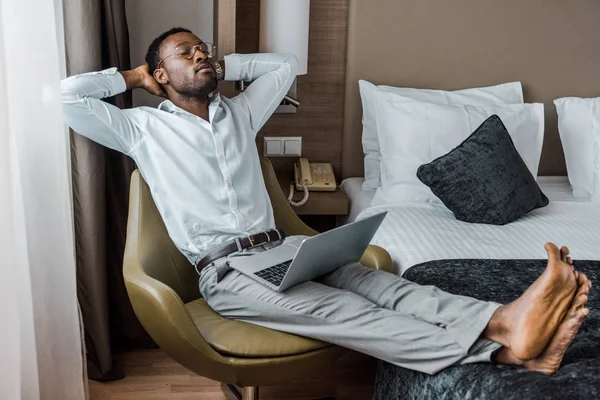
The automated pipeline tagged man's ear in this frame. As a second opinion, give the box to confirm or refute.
[154,68,168,86]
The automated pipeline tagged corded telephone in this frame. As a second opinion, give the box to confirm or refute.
[287,158,337,207]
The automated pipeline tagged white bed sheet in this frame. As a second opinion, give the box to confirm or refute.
[342,177,588,224]
[351,177,600,275]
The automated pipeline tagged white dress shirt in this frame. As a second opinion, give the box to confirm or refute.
[61,53,298,264]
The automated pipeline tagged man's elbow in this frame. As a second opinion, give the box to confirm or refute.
[283,54,299,77]
[42,78,78,109]
[59,79,80,104]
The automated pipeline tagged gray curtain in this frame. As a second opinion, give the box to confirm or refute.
[63,0,155,381]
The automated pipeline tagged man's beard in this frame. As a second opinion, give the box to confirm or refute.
[173,74,218,101]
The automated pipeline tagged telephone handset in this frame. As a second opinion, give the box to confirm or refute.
[288,158,337,207]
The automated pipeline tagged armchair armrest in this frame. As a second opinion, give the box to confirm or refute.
[261,158,318,237]
[360,245,393,273]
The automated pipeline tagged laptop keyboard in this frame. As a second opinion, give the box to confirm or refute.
[254,259,293,286]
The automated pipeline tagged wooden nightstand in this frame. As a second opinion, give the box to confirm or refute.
[277,175,349,232]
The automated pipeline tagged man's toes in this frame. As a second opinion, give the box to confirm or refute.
[545,243,561,261]
[560,246,570,262]
[582,284,590,296]
[573,294,588,310]
[583,276,592,292]
[577,272,588,287]
[575,276,590,297]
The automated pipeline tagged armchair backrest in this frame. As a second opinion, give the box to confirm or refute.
[122,158,317,304]
[124,169,200,303]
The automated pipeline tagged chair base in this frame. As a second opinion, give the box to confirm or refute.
[225,383,258,400]
[222,383,336,400]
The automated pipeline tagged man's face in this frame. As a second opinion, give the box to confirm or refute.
[156,32,217,99]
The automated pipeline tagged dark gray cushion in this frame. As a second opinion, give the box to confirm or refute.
[417,114,549,225]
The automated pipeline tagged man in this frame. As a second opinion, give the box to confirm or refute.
[61,27,591,375]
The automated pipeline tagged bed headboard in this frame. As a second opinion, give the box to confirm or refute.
[342,0,600,179]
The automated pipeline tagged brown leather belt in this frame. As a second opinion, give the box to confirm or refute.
[196,229,287,273]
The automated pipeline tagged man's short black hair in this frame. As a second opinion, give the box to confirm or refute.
[145,27,192,76]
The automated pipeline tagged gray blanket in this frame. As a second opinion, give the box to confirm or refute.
[373,259,600,400]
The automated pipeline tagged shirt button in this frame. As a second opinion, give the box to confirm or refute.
[219,154,224,161]
[227,183,232,189]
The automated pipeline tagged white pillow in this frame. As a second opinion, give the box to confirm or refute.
[371,92,544,206]
[359,80,524,190]
[554,97,600,200]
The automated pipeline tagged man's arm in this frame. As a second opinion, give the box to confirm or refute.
[224,53,298,134]
[61,66,163,154]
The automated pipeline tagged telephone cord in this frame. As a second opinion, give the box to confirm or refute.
[288,182,309,207]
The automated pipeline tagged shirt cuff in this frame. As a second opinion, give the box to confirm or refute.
[224,54,242,81]
[104,67,127,94]
[77,67,127,95]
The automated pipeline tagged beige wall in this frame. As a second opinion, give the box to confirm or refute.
[126,0,214,108]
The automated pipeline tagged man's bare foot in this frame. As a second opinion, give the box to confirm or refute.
[484,243,578,360]
[524,281,590,374]
[494,281,590,374]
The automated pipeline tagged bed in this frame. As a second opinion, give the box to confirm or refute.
[339,1,600,398]
[341,178,600,399]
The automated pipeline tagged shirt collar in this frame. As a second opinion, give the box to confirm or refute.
[157,92,222,116]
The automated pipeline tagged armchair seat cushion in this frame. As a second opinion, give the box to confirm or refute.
[185,298,331,357]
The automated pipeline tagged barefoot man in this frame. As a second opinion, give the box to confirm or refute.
[60,27,592,375]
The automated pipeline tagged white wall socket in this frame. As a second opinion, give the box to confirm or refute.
[263,136,302,157]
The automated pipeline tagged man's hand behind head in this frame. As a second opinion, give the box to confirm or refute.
[136,64,168,98]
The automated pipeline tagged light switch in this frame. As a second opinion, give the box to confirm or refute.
[265,140,282,156]
[263,136,302,157]
[284,140,301,156]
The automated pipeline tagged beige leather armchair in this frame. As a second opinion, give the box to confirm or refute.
[123,158,392,400]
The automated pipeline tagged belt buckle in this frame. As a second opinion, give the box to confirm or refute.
[248,231,270,248]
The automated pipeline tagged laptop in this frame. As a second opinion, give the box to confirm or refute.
[228,211,387,292]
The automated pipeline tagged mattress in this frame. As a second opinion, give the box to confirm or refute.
[351,177,600,274]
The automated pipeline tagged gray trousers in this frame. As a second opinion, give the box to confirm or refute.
[199,237,502,375]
